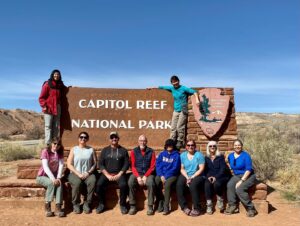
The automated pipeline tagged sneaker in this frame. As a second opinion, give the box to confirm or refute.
[120,205,128,214]
[73,204,81,214]
[96,203,105,214]
[128,205,137,215]
[182,207,191,216]
[83,202,91,214]
[246,208,257,217]
[157,200,164,213]
[162,206,170,215]
[55,204,65,217]
[216,197,224,211]
[45,202,54,217]
[206,205,213,215]
[224,205,238,215]
[147,206,154,216]
[190,209,201,217]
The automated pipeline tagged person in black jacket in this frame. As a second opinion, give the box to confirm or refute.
[204,141,230,214]
[95,131,129,214]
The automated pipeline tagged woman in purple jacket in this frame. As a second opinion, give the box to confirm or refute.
[155,139,181,215]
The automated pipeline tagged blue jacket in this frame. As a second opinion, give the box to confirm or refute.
[156,150,181,179]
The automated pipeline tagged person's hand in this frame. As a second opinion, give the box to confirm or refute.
[208,177,216,184]
[78,173,85,180]
[53,179,61,186]
[186,177,192,186]
[82,172,90,180]
[137,177,144,186]
[161,176,166,184]
[42,106,47,111]
[142,176,147,185]
[112,172,122,181]
[105,174,114,181]
[235,180,243,189]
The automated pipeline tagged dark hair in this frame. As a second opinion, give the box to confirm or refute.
[78,131,89,140]
[50,69,62,81]
[46,137,64,156]
[164,139,176,150]
[234,139,243,147]
[170,75,180,83]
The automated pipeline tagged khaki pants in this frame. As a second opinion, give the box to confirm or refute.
[170,111,187,142]
[36,176,63,204]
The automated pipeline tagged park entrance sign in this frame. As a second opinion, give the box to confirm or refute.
[60,87,174,149]
[192,88,230,138]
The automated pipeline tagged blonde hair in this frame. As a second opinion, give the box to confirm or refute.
[206,141,221,157]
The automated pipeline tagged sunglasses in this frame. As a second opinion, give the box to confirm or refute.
[110,136,119,140]
[53,143,61,146]
[209,145,217,148]
[79,136,88,140]
[186,144,195,147]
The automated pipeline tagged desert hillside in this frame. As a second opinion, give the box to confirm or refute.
[0,109,44,140]
[0,108,299,141]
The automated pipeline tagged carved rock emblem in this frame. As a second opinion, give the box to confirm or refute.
[192,88,230,138]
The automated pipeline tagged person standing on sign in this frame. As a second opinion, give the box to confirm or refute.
[148,75,199,149]
[96,131,130,215]
[39,69,66,145]
[128,134,156,215]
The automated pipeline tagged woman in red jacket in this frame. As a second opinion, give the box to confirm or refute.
[39,69,66,145]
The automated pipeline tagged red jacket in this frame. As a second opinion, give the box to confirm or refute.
[38,81,63,115]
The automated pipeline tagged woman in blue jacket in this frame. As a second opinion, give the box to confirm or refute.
[155,139,181,215]
[225,139,257,217]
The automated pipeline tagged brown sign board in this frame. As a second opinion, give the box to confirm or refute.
[60,87,174,149]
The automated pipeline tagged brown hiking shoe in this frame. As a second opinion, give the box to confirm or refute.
[55,204,65,217]
[45,202,54,217]
[224,205,238,215]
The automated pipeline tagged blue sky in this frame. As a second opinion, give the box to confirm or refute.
[0,0,299,113]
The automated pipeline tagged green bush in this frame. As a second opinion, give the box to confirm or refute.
[0,142,37,161]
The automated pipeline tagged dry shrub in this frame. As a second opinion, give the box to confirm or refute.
[25,126,44,140]
[241,124,293,181]
[0,142,37,161]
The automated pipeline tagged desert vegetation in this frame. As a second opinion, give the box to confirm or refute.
[238,113,300,201]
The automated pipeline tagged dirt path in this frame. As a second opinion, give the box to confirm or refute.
[0,191,299,226]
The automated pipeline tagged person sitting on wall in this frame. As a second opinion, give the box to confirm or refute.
[155,139,181,215]
[204,141,230,214]
[147,75,199,149]
[39,69,67,145]
[176,139,205,217]
[96,131,130,214]
[128,134,156,215]
[225,139,257,217]
[36,137,65,217]
[67,131,97,214]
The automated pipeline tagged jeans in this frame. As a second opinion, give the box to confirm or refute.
[36,176,63,204]
[44,104,61,144]
[128,174,155,206]
[227,174,256,209]
[170,111,188,142]
[176,174,204,210]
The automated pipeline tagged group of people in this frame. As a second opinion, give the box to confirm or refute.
[37,70,257,218]
[36,133,257,218]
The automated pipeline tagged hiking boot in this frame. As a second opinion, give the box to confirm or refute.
[83,202,91,214]
[96,203,104,214]
[190,209,201,217]
[128,205,137,215]
[147,206,154,216]
[73,204,81,214]
[176,141,183,150]
[216,197,224,211]
[55,204,65,217]
[45,202,54,217]
[224,205,238,215]
[182,207,191,216]
[246,208,257,217]
[157,200,164,213]
[120,205,128,214]
[162,206,170,215]
[206,205,213,215]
